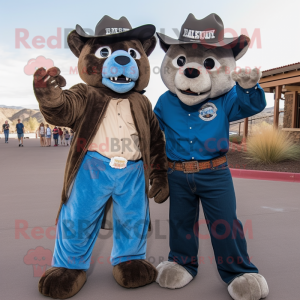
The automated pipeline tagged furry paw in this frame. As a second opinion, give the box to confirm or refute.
[113,259,157,288]
[38,267,87,299]
[230,67,262,90]
[228,273,269,300]
[156,261,193,289]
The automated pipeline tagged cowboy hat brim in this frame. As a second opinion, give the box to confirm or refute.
[156,32,250,59]
[76,24,156,42]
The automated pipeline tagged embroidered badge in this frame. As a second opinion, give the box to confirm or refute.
[199,102,217,121]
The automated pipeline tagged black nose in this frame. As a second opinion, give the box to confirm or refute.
[114,56,130,66]
[184,68,200,78]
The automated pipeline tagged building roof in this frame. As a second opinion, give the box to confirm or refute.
[262,62,300,77]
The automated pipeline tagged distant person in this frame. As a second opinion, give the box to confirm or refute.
[70,130,74,144]
[53,126,59,147]
[39,123,46,147]
[46,124,52,147]
[62,128,67,146]
[2,120,10,143]
[65,131,70,146]
[58,127,63,145]
[16,119,24,147]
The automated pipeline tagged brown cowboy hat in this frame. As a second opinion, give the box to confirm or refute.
[76,15,155,43]
[156,13,250,60]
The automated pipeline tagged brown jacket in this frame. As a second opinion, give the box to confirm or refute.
[35,82,168,228]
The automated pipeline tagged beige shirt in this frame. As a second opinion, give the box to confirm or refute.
[89,98,141,160]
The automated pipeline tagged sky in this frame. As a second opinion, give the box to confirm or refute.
[1,0,299,109]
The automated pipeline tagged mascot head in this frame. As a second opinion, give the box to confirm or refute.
[157,13,250,106]
[67,15,156,93]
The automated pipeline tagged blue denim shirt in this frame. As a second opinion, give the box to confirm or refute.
[154,83,266,161]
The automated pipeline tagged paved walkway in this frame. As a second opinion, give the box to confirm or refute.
[0,139,299,299]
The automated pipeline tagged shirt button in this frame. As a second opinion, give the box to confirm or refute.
[255,86,257,89]
[119,126,122,128]
[188,114,191,116]
[192,157,194,159]
[190,127,192,129]
[190,141,192,143]
[246,91,249,94]
[118,113,120,115]
[121,139,123,141]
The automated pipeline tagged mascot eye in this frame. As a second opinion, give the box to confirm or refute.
[172,55,186,68]
[203,57,221,71]
[177,56,186,67]
[128,48,141,59]
[95,46,112,58]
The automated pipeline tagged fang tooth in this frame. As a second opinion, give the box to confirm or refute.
[115,77,117,80]
[126,77,129,81]
[110,77,113,80]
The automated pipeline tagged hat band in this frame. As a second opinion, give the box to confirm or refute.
[103,28,130,35]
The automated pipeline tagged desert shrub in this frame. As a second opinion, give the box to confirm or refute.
[246,125,300,163]
[23,117,39,132]
[229,135,243,144]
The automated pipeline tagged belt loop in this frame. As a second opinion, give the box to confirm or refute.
[210,159,215,170]
[173,161,176,170]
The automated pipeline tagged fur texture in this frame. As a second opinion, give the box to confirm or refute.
[228,273,269,300]
[113,260,158,288]
[156,261,193,289]
[38,267,87,299]
[160,44,236,106]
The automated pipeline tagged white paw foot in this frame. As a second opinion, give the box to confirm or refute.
[230,67,262,89]
[156,261,193,289]
[228,273,269,300]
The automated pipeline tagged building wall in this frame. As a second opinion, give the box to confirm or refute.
[283,93,294,128]
[288,131,300,143]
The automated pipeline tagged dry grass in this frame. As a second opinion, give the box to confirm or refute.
[246,123,300,163]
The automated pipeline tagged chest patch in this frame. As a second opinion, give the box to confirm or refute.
[198,102,217,121]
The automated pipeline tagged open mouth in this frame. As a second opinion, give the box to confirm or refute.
[179,89,209,96]
[109,75,133,84]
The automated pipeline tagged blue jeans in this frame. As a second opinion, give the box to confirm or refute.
[4,130,9,142]
[52,151,150,270]
[167,162,258,284]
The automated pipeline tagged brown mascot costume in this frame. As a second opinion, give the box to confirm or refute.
[33,15,169,299]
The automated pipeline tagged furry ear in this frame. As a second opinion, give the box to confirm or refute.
[142,36,157,56]
[233,35,250,61]
[67,30,89,58]
[159,38,170,53]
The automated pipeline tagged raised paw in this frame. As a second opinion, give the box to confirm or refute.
[228,273,269,300]
[230,67,262,90]
[113,259,157,288]
[156,261,193,289]
[38,267,87,299]
[33,67,66,100]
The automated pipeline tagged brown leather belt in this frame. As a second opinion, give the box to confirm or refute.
[168,156,227,173]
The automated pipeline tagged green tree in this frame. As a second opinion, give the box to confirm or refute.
[24,117,39,132]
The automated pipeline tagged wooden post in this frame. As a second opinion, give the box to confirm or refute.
[291,91,298,128]
[274,85,282,128]
[242,118,249,143]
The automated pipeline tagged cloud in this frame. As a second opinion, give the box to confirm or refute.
[24,56,54,75]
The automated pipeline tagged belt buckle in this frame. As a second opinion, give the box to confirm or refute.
[109,157,128,169]
[182,161,199,173]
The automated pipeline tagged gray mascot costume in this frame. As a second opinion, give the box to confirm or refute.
[154,13,269,300]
